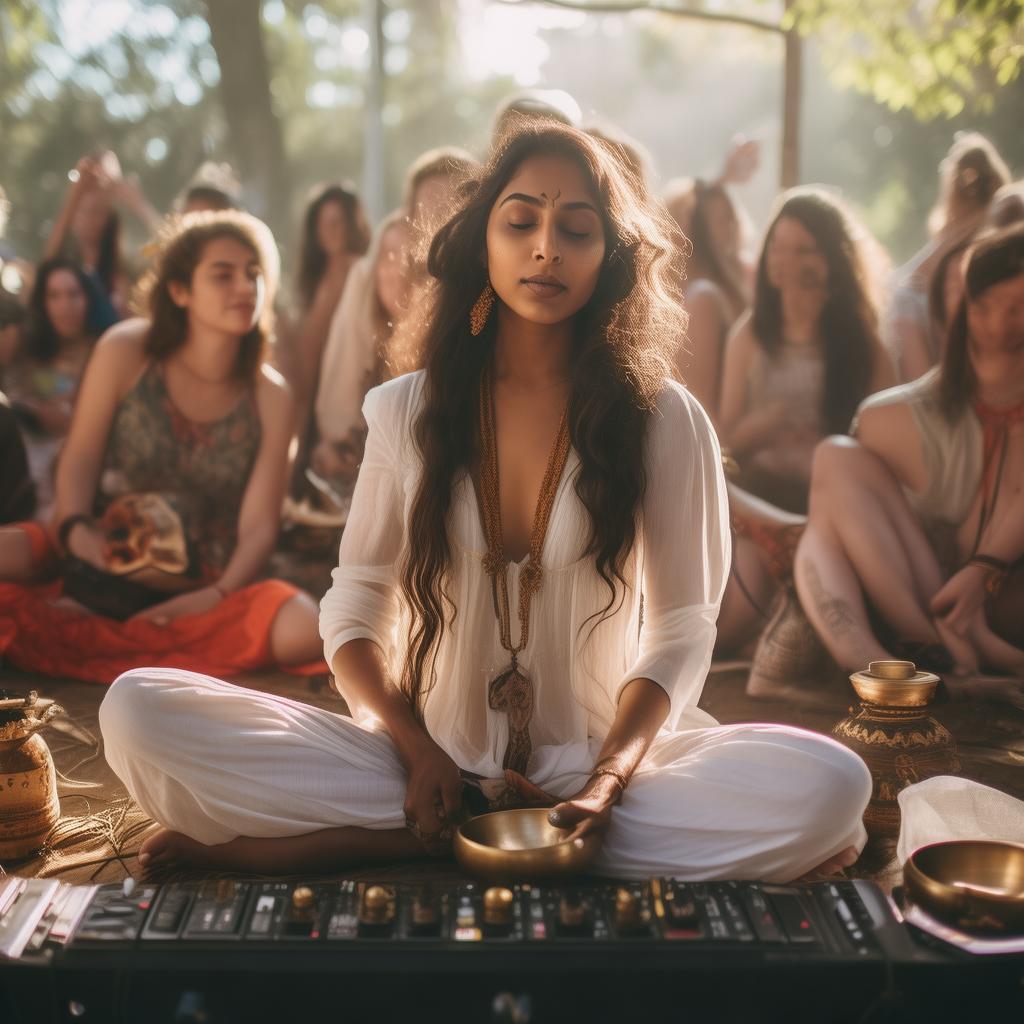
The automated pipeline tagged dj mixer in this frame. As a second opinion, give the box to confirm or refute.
[1,874,1021,1022]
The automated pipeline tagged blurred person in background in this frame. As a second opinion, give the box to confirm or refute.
[884,132,1010,383]
[311,210,410,484]
[290,183,371,423]
[5,258,99,518]
[663,137,759,418]
[0,294,35,522]
[177,162,242,215]
[0,210,324,680]
[44,151,159,325]
[719,187,895,514]
[797,224,1024,700]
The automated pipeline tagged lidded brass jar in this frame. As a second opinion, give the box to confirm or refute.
[0,690,63,861]
[832,661,960,838]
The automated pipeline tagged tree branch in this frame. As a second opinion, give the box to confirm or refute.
[495,0,785,35]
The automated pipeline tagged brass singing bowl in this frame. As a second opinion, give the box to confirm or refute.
[904,840,1024,935]
[454,808,602,883]
[849,660,940,707]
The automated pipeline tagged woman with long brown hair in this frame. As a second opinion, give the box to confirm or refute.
[100,122,869,880]
[719,188,895,513]
[796,224,1024,696]
[291,183,370,416]
[0,210,324,679]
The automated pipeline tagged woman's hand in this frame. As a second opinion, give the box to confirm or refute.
[400,735,463,852]
[66,521,108,570]
[930,564,991,637]
[546,773,623,843]
[129,586,224,626]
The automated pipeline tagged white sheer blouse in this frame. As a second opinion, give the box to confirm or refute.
[319,370,730,779]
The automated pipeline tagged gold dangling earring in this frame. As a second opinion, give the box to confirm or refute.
[469,283,495,336]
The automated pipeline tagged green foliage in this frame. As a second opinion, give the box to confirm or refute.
[787,0,1024,118]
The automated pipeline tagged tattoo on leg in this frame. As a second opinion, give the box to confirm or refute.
[804,562,863,641]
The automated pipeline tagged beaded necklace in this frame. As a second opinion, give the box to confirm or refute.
[477,367,571,774]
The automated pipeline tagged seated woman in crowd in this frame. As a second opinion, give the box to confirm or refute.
[0,211,324,680]
[884,133,1010,383]
[291,183,370,419]
[100,119,868,881]
[4,257,99,517]
[310,211,410,483]
[719,188,895,513]
[311,148,477,483]
[665,175,752,419]
[796,224,1024,697]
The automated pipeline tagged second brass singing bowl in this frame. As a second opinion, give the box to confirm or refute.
[904,840,1024,935]
[454,808,602,883]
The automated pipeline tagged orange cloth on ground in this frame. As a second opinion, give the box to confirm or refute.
[0,578,326,683]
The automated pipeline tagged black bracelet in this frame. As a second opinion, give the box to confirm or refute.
[969,553,1011,573]
[57,514,94,554]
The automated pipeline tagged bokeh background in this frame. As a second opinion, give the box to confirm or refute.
[2,0,1022,291]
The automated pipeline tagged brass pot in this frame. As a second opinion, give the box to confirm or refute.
[454,808,602,883]
[904,840,1024,936]
[832,661,960,839]
[0,691,63,861]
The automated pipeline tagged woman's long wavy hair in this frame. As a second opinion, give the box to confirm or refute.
[399,118,685,720]
[751,188,885,436]
[940,222,1024,421]
[135,210,276,380]
[295,182,371,310]
[26,258,98,362]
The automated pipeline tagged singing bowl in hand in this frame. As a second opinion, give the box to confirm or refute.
[454,808,602,883]
[904,840,1024,936]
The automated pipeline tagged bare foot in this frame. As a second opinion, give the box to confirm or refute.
[795,845,859,883]
[138,828,228,873]
[137,824,426,876]
[944,671,1024,708]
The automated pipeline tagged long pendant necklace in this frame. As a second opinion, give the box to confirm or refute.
[477,367,571,775]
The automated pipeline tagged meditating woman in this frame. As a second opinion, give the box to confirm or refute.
[291,183,371,418]
[0,211,323,679]
[100,121,869,881]
[796,224,1024,695]
[5,257,99,517]
[719,188,895,513]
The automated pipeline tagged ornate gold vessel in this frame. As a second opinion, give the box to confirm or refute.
[832,661,960,838]
[0,690,63,861]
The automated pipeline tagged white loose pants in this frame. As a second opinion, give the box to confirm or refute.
[100,669,871,882]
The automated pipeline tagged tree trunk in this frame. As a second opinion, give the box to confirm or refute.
[781,0,802,188]
[203,0,289,237]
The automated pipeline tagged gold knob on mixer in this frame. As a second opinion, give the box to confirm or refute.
[291,886,315,912]
[483,887,515,926]
[362,885,392,924]
[558,892,586,930]
[615,888,641,930]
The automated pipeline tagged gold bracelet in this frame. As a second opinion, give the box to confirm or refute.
[590,764,630,793]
